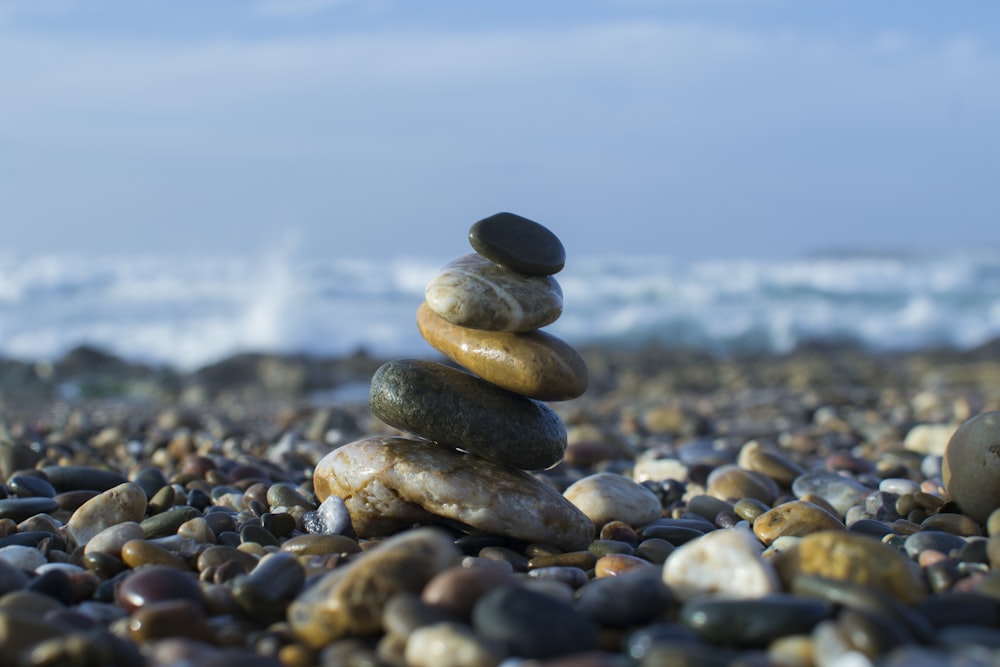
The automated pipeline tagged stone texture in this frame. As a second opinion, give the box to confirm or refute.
[288,528,461,647]
[468,212,566,276]
[369,359,567,471]
[65,482,147,547]
[752,500,846,546]
[706,464,781,505]
[416,303,588,401]
[563,472,662,528]
[313,436,595,551]
[772,530,927,605]
[791,471,873,518]
[425,253,563,332]
[943,411,1000,523]
[662,527,779,601]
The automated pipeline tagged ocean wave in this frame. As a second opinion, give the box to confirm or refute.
[2,249,999,369]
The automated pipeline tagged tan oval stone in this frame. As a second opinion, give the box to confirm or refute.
[314,436,594,551]
[737,441,805,487]
[425,253,562,332]
[66,482,147,547]
[594,553,654,578]
[706,465,780,505]
[752,500,846,546]
[772,530,926,605]
[288,528,461,646]
[121,539,191,570]
[563,472,662,529]
[416,302,588,401]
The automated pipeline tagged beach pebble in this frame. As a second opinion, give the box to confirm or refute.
[303,495,352,536]
[116,565,206,614]
[680,595,832,647]
[943,411,1000,523]
[41,466,128,493]
[0,544,47,571]
[903,530,966,559]
[633,458,689,484]
[563,472,662,528]
[417,303,588,401]
[314,436,594,550]
[706,465,780,504]
[904,423,959,456]
[468,212,566,276]
[791,472,872,518]
[66,482,147,547]
[369,359,567,471]
[0,498,60,523]
[773,531,927,605]
[575,568,673,627]
[405,621,506,667]
[737,441,806,487]
[663,527,779,601]
[752,500,846,546]
[473,585,598,659]
[84,522,146,558]
[425,253,563,332]
[422,564,515,618]
[288,528,461,647]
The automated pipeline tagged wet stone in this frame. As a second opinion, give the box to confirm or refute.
[369,359,568,471]
[473,584,598,659]
[680,594,832,647]
[417,302,588,401]
[116,565,205,614]
[121,539,190,570]
[314,436,593,551]
[468,211,566,276]
[425,253,563,332]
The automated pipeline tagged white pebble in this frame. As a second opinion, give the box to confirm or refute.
[305,495,352,535]
[878,478,920,496]
[0,545,47,571]
[663,527,779,601]
[563,472,661,528]
[405,622,504,667]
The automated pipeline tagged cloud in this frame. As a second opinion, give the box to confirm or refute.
[250,0,366,18]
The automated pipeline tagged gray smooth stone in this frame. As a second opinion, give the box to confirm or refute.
[41,466,128,493]
[0,498,59,523]
[679,595,833,647]
[472,585,598,659]
[903,530,968,558]
[232,551,305,623]
[468,212,566,276]
[369,359,567,471]
[575,568,674,627]
[141,506,202,539]
[792,471,873,516]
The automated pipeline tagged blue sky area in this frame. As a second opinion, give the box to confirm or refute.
[1,0,998,261]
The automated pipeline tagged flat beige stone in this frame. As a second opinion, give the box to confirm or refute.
[752,500,845,546]
[65,482,147,548]
[425,253,562,332]
[314,436,595,551]
[416,302,588,401]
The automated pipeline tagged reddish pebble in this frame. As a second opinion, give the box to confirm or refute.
[421,564,515,618]
[117,565,206,614]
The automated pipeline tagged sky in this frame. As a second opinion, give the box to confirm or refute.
[1,0,998,262]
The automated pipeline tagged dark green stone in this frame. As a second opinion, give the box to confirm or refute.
[680,594,832,647]
[369,359,567,470]
[140,505,201,539]
[469,212,566,276]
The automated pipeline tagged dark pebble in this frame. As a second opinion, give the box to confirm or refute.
[132,467,168,500]
[679,594,832,647]
[0,531,57,549]
[916,591,1000,628]
[231,551,304,623]
[576,569,674,628]
[847,519,895,539]
[639,525,707,546]
[903,530,967,558]
[8,475,57,499]
[937,624,1000,649]
[240,523,279,548]
[28,569,75,605]
[41,466,128,493]
[0,559,29,595]
[473,585,598,659]
[116,565,206,614]
[369,359,567,471]
[0,497,59,522]
[838,607,913,657]
[141,505,202,539]
[468,212,566,276]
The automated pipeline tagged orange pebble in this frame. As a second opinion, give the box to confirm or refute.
[594,553,653,578]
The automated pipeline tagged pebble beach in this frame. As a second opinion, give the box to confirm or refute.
[3,218,1000,667]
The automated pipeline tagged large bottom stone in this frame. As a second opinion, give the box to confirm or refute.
[313,436,595,551]
[369,359,567,470]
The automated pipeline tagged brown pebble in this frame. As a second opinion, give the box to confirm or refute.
[920,512,982,537]
[594,553,653,577]
[281,534,361,556]
[599,521,639,546]
[752,500,845,546]
[121,539,191,570]
[128,599,212,644]
[421,564,514,618]
[478,546,529,572]
[528,551,597,571]
[117,565,206,614]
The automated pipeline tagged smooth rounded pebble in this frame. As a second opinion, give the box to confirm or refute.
[791,471,872,518]
[84,522,146,558]
[752,500,846,546]
[468,211,566,276]
[663,527,779,601]
[313,436,594,551]
[65,482,147,547]
[425,253,563,332]
[472,585,598,659]
[563,472,662,528]
[288,528,461,647]
[680,595,833,648]
[369,359,567,471]
[772,530,927,606]
[405,621,505,667]
[416,302,588,401]
[943,411,1000,523]
[116,565,206,614]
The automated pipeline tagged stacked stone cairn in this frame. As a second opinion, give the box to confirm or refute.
[311,213,592,546]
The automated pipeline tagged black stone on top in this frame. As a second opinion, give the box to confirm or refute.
[469,212,566,276]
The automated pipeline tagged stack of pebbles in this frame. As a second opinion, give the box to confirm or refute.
[292,213,598,646]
